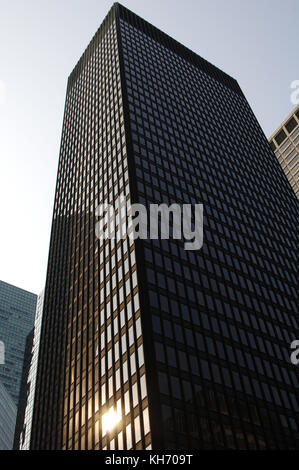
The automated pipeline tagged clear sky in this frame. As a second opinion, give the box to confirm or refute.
[0,0,298,294]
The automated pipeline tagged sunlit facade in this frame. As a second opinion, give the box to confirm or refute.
[31,3,298,450]
[269,104,299,198]
[31,5,150,450]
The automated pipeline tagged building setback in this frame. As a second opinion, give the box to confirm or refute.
[31,3,298,450]
[269,104,299,198]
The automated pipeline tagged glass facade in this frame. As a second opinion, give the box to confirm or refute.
[14,290,44,450]
[0,380,17,449]
[31,3,298,450]
[31,6,150,450]
[0,280,37,405]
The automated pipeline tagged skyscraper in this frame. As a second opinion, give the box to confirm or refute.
[31,3,298,450]
[12,327,34,449]
[0,380,17,450]
[14,290,44,450]
[0,280,36,450]
[0,280,37,405]
[269,104,299,198]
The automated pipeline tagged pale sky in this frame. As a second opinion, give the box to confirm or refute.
[0,0,298,294]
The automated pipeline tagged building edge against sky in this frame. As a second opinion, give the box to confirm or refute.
[30,3,298,450]
[269,104,299,198]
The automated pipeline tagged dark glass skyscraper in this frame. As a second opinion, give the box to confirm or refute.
[31,3,298,450]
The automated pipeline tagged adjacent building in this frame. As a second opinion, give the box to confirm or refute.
[30,3,298,450]
[0,380,17,450]
[13,290,44,450]
[0,281,37,405]
[13,327,34,449]
[269,104,299,197]
[0,281,36,449]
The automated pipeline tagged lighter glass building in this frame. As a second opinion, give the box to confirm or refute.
[31,4,298,450]
[269,104,299,197]
[14,290,44,450]
[0,281,37,405]
[0,380,17,449]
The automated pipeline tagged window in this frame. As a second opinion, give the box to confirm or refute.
[140,374,147,399]
[126,423,132,449]
[124,390,130,415]
[132,382,138,407]
[275,129,287,146]
[285,117,297,134]
[134,416,141,443]
[143,407,150,435]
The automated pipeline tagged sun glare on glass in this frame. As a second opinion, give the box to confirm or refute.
[102,405,122,436]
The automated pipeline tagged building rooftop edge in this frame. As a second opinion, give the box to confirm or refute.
[269,103,299,141]
[67,2,242,96]
[0,280,38,298]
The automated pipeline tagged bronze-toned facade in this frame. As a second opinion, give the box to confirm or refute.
[31,3,298,450]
